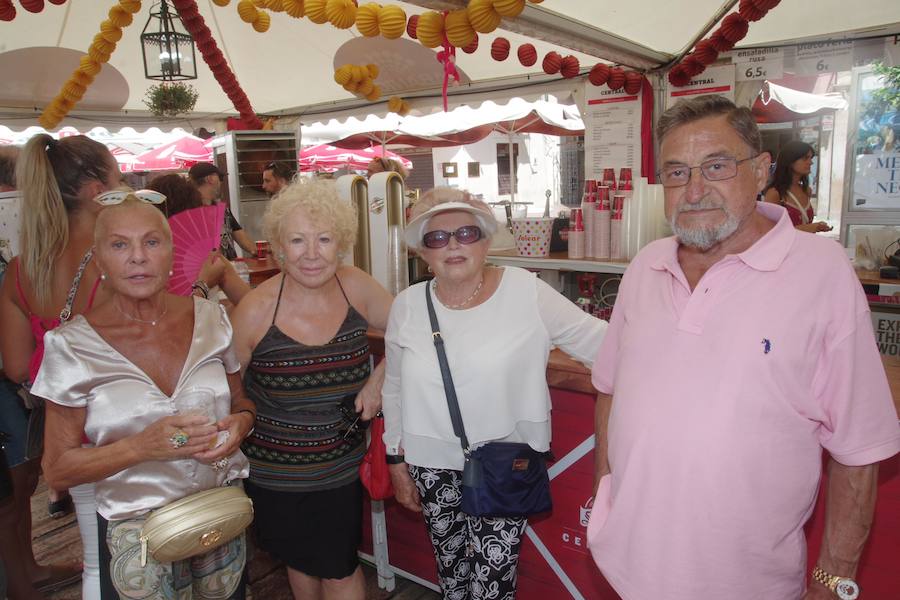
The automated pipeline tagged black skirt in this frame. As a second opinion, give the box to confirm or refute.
[245,479,362,580]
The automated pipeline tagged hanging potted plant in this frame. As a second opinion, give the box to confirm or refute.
[143,82,199,118]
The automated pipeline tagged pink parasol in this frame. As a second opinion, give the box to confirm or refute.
[298,144,413,173]
[132,134,213,171]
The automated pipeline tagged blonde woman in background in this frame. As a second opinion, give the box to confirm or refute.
[0,133,121,598]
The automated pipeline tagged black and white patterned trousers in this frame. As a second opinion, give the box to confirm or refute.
[408,465,528,600]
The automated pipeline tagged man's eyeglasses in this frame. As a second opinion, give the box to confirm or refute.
[656,155,760,188]
[422,225,483,249]
[93,189,167,206]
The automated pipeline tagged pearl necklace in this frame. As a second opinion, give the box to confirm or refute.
[434,277,484,309]
[115,296,168,326]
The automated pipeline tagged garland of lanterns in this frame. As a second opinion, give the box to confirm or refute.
[37,0,141,129]
[171,0,263,129]
[334,63,382,101]
[668,0,781,86]
[1,0,68,20]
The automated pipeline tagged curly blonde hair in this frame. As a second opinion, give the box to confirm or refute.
[263,177,357,257]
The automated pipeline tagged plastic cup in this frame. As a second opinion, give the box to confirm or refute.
[255,240,268,259]
[511,217,554,257]
[175,387,220,449]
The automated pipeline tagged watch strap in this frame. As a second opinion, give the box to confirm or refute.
[813,566,840,592]
[385,454,406,465]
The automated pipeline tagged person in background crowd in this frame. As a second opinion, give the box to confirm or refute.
[0,146,16,193]
[382,188,606,600]
[230,178,392,600]
[763,140,832,233]
[590,95,899,600]
[261,161,294,197]
[146,173,251,306]
[33,196,254,599]
[188,163,257,259]
[0,134,122,599]
[366,156,408,180]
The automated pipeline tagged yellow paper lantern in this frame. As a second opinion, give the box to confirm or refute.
[365,84,381,101]
[265,0,285,11]
[416,11,444,48]
[467,0,501,33]
[358,79,374,96]
[62,82,86,102]
[351,65,367,82]
[108,5,133,27]
[305,0,328,23]
[444,9,475,48]
[38,114,57,129]
[92,36,116,55]
[253,11,271,31]
[344,80,360,93]
[366,63,379,79]
[100,21,123,43]
[378,4,406,39]
[400,100,411,116]
[492,0,525,18]
[212,0,231,6]
[237,0,258,22]
[388,96,403,113]
[326,0,356,29]
[56,96,76,112]
[283,0,304,17]
[72,70,95,87]
[79,56,102,76]
[118,0,142,14]
[88,45,112,64]
[355,3,380,37]
[334,65,352,85]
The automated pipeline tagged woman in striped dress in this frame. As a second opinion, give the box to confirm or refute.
[230,178,392,600]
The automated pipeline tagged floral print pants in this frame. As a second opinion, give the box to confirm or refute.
[409,465,528,600]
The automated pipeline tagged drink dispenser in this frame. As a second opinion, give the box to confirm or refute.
[336,174,371,272]
[358,171,408,295]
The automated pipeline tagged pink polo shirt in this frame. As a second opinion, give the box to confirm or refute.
[589,203,900,600]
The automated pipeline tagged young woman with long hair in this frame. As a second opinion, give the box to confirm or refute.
[763,141,832,233]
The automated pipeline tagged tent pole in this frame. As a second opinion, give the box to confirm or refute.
[508,132,515,203]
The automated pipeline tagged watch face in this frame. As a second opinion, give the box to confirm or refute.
[835,579,860,600]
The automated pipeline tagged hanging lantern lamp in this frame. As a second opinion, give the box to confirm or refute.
[140,0,197,81]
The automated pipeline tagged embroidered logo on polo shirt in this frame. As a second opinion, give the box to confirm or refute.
[762,338,772,354]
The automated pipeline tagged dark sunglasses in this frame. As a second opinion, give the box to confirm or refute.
[422,225,483,249]
[337,394,371,441]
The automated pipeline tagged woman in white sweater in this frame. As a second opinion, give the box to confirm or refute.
[382,188,606,600]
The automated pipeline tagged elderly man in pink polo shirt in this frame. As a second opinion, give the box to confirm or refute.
[589,95,900,600]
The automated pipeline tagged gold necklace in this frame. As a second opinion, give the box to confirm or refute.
[115,295,168,326]
[434,277,484,309]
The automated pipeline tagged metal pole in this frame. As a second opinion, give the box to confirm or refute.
[508,132,515,203]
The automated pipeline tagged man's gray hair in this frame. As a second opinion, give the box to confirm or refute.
[657,95,761,153]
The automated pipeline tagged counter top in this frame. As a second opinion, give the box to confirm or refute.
[487,250,628,274]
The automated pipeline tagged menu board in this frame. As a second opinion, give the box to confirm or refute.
[582,83,642,179]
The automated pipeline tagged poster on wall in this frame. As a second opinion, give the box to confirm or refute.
[582,83,642,179]
[850,70,900,210]
[665,64,735,109]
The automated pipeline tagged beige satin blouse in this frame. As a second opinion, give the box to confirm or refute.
[31,297,250,521]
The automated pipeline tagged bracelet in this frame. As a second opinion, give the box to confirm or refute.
[233,409,256,439]
[385,454,406,465]
[191,280,210,299]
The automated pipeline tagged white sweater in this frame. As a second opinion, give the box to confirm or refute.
[382,267,606,470]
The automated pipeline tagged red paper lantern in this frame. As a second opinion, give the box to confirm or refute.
[560,55,580,78]
[708,30,737,52]
[20,0,44,13]
[588,63,610,86]
[0,0,15,21]
[738,0,767,21]
[720,12,749,43]
[681,55,705,77]
[463,33,479,54]
[491,37,510,61]
[48,0,67,4]
[752,0,780,9]
[542,51,562,75]
[692,39,719,65]
[407,14,418,39]
[607,67,625,90]
[517,43,537,67]
[623,71,643,94]
[668,64,692,87]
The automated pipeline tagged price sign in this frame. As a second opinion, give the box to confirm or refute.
[732,47,783,81]
[796,41,853,75]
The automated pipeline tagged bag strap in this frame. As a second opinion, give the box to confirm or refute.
[59,248,93,323]
[425,282,471,456]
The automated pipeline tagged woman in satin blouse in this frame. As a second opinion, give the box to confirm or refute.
[32,195,256,599]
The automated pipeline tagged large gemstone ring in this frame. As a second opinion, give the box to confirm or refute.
[170,429,189,449]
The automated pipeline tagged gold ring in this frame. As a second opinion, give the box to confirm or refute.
[170,429,189,449]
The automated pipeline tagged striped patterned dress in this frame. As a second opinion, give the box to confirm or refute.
[241,275,371,492]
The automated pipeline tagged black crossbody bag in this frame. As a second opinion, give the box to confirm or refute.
[425,283,552,518]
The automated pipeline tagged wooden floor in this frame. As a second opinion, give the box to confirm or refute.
[29,478,440,600]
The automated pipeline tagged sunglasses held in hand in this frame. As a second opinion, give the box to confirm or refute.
[422,225,483,249]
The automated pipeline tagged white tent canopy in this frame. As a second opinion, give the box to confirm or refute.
[1,0,898,129]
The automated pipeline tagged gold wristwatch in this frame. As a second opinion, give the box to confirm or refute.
[812,566,860,600]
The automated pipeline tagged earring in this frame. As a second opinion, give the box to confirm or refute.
[277,253,285,262]
[100,273,107,280]
[426,265,433,273]
[168,270,174,277]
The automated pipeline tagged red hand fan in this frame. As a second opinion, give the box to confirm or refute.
[167,203,226,296]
